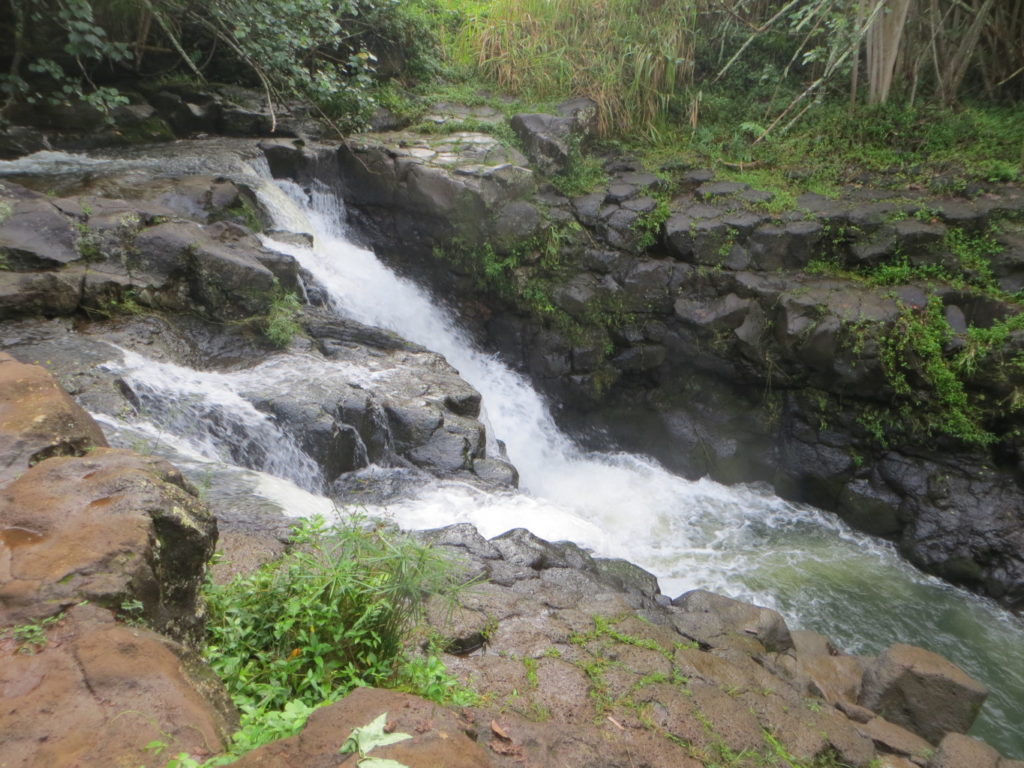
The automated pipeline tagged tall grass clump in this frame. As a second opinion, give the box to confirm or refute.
[203,515,470,752]
[461,0,697,136]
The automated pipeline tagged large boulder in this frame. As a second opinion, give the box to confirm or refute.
[334,131,538,258]
[0,447,216,642]
[233,687,492,768]
[928,733,1002,768]
[859,643,988,744]
[509,112,576,175]
[0,602,233,768]
[669,589,794,653]
[0,352,107,484]
[0,183,80,269]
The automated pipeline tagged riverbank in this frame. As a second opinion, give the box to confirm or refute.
[2,350,1018,767]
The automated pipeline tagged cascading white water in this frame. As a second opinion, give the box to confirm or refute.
[2,148,1021,755]
[258,177,1024,755]
[101,347,326,492]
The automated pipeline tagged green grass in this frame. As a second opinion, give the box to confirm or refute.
[263,290,302,348]
[451,0,697,137]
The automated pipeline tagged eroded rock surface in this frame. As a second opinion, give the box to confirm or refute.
[0,447,215,640]
[0,603,234,768]
[860,644,989,745]
[0,352,107,484]
[0,358,232,767]
[238,523,1005,768]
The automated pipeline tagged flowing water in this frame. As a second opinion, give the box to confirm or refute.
[2,148,1021,755]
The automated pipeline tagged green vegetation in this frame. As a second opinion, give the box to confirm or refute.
[632,194,672,249]
[1,0,445,131]
[3,613,64,654]
[805,225,1024,447]
[4,1,1019,191]
[437,0,1022,193]
[458,0,697,137]
[199,515,473,762]
[263,290,302,348]
[877,296,996,446]
[550,140,609,198]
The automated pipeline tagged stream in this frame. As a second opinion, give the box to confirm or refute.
[2,146,1022,756]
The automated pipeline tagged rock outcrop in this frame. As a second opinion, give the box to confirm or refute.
[221,523,1006,768]
[860,644,989,745]
[321,108,1024,610]
[0,352,107,484]
[0,148,517,498]
[0,358,233,768]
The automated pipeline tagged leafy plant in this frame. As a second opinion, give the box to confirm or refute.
[5,614,63,654]
[263,290,302,347]
[202,515,467,754]
[394,654,478,706]
[550,138,609,197]
[339,712,412,768]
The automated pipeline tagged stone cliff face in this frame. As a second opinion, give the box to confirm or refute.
[304,110,1024,611]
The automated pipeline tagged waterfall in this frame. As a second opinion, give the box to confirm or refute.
[1,147,1020,754]
[254,176,1024,754]
[102,347,326,493]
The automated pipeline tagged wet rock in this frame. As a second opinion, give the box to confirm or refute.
[894,218,947,255]
[510,112,576,175]
[555,96,599,135]
[0,353,108,484]
[472,457,519,488]
[0,183,80,269]
[697,181,750,200]
[859,643,988,744]
[670,589,794,653]
[336,131,536,256]
[928,733,1002,768]
[0,602,233,768]
[0,448,216,642]
[491,528,596,572]
[856,717,934,761]
[612,343,666,371]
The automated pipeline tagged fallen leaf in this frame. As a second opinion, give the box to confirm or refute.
[489,739,523,757]
[490,719,511,741]
[359,759,412,768]
[340,713,413,757]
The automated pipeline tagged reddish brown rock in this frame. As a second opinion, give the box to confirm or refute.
[928,733,1002,768]
[859,644,988,745]
[0,352,106,485]
[0,602,233,768]
[856,717,934,763]
[0,448,216,641]
[233,687,492,768]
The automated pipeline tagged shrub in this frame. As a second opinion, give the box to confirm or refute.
[203,515,466,712]
[263,291,302,348]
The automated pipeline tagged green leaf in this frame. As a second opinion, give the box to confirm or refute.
[359,759,412,768]
[339,713,412,757]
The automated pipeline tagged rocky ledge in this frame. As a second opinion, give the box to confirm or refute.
[281,104,1024,610]
[3,356,1019,767]
[0,152,516,499]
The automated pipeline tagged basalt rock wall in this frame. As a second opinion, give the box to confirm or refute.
[308,118,1024,611]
